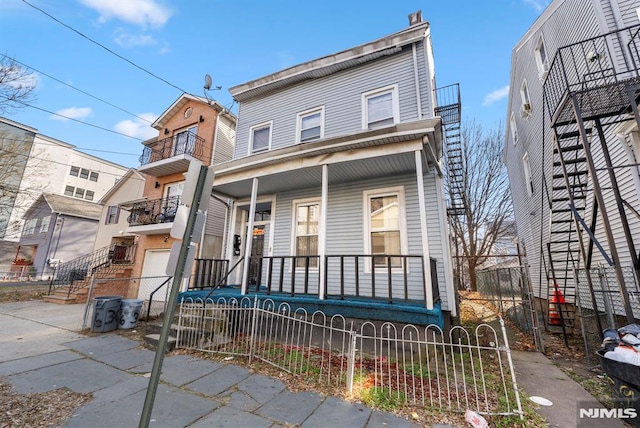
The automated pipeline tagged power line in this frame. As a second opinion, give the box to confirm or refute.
[0,95,146,140]
[21,0,189,94]
[0,135,140,157]
[3,54,153,125]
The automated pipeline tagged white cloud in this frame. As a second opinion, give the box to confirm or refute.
[523,0,550,12]
[113,28,157,48]
[482,86,510,107]
[114,113,158,139]
[52,106,92,121]
[79,0,172,28]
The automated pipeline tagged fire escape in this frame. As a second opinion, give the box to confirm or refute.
[435,84,465,216]
[542,25,640,341]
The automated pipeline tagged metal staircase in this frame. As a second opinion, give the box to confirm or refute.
[435,83,465,215]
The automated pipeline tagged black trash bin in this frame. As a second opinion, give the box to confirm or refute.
[91,295,122,333]
[597,349,640,427]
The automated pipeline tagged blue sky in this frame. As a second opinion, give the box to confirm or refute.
[0,0,548,167]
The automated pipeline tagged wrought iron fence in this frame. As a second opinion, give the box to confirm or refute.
[139,131,205,165]
[127,196,181,226]
[176,296,522,418]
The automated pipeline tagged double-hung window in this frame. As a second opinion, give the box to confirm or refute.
[39,216,50,233]
[297,107,324,143]
[64,186,74,196]
[362,85,399,129]
[523,152,534,196]
[535,36,549,77]
[510,112,519,145]
[69,166,79,177]
[364,187,406,269]
[105,205,120,224]
[250,121,272,154]
[80,168,89,179]
[293,200,319,268]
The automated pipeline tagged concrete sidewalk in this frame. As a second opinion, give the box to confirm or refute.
[0,300,626,427]
[0,301,423,427]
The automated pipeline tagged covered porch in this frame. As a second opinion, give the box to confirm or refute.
[203,120,453,324]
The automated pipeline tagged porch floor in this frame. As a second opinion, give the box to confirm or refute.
[179,285,444,328]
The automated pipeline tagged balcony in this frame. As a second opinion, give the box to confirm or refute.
[139,131,205,176]
[125,195,180,235]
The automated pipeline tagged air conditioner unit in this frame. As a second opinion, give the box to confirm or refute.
[520,103,532,118]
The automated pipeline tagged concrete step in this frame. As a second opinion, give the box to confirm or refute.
[144,333,176,352]
[43,294,78,305]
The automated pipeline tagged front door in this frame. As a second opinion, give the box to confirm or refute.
[248,226,265,289]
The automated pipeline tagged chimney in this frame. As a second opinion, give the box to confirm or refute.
[408,10,422,26]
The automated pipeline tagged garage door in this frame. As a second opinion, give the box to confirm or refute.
[137,249,171,301]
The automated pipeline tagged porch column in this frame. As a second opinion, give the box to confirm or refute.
[319,164,328,300]
[415,150,433,309]
[241,178,259,295]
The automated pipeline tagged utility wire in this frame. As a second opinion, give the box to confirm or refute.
[0,96,146,140]
[0,135,140,157]
[21,0,189,94]
[3,54,153,125]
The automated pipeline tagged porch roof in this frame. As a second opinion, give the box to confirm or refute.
[210,119,442,200]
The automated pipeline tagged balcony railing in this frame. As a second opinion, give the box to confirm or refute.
[127,195,180,226]
[139,131,205,165]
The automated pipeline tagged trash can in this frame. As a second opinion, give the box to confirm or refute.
[91,295,122,333]
[118,299,144,329]
[597,349,640,427]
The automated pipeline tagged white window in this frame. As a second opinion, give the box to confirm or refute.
[39,216,50,233]
[64,186,74,196]
[80,168,89,179]
[362,85,400,129]
[535,35,549,77]
[249,121,272,153]
[69,166,79,177]
[523,152,534,196]
[90,172,99,182]
[510,112,519,145]
[364,187,407,270]
[106,205,120,225]
[293,200,320,268]
[85,190,94,201]
[75,188,85,198]
[23,218,37,235]
[520,80,532,117]
[297,107,324,143]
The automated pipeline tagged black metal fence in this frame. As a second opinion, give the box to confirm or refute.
[127,196,181,226]
[139,131,205,165]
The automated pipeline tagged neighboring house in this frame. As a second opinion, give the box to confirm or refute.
[504,0,640,329]
[209,12,457,324]
[92,168,146,252]
[0,117,129,242]
[18,193,102,279]
[120,93,236,295]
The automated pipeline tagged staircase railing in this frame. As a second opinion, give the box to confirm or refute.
[48,243,136,297]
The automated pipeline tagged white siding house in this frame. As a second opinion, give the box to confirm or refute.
[504,0,640,330]
[210,14,456,325]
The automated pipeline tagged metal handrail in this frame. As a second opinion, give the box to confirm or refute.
[127,196,181,226]
[201,257,245,302]
[146,276,173,320]
[139,131,205,165]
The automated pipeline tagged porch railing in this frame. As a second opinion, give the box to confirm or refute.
[139,131,205,165]
[127,195,180,226]
[189,254,440,306]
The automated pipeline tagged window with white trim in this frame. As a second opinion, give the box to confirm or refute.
[69,166,79,177]
[23,218,37,235]
[293,200,319,268]
[89,172,99,182]
[80,168,89,179]
[510,112,519,145]
[39,216,50,233]
[362,85,399,129]
[85,190,94,201]
[297,107,324,143]
[523,152,534,196]
[64,186,74,196]
[105,205,120,224]
[249,121,272,153]
[173,125,197,156]
[74,188,85,198]
[535,36,549,77]
[364,187,406,269]
[520,80,532,117]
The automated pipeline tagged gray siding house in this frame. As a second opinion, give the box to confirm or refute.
[209,14,456,324]
[18,193,102,280]
[504,0,640,331]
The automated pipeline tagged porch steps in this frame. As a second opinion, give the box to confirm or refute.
[143,308,228,351]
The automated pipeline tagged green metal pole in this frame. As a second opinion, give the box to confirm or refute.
[139,165,208,428]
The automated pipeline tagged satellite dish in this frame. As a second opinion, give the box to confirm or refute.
[204,74,212,91]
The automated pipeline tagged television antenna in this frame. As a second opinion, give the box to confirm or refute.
[203,74,221,104]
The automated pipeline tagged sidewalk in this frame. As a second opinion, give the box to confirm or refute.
[0,301,425,427]
[0,300,625,427]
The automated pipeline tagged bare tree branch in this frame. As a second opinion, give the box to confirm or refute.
[445,120,513,290]
[0,55,37,114]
